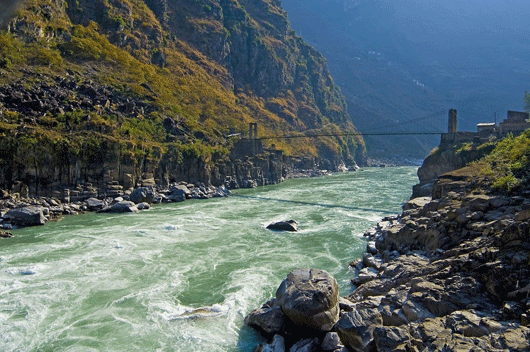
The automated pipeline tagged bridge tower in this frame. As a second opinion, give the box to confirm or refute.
[249,123,258,140]
[448,109,458,133]
[247,123,262,155]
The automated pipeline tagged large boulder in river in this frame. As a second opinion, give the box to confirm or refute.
[267,220,298,232]
[6,206,46,226]
[169,188,186,202]
[129,186,156,204]
[276,268,339,331]
[170,184,191,198]
[110,201,139,213]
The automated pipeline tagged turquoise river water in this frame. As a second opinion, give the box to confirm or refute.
[0,167,418,351]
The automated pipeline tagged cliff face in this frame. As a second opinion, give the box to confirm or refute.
[63,0,352,129]
[412,143,495,198]
[0,0,365,196]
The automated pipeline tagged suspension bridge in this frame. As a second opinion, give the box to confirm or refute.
[255,110,450,140]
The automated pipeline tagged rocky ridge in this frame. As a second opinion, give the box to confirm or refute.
[246,166,530,351]
[0,0,366,202]
[0,72,155,124]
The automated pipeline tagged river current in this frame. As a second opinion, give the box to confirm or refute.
[0,167,418,351]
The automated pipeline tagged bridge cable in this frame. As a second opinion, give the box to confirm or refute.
[258,110,448,140]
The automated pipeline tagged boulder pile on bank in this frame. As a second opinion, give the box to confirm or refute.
[246,167,530,351]
[0,182,230,230]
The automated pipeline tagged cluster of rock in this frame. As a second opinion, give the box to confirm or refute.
[245,268,349,352]
[286,169,333,179]
[0,197,83,228]
[345,169,530,351]
[285,161,360,179]
[365,157,423,168]
[0,72,155,124]
[247,167,530,351]
[0,182,230,230]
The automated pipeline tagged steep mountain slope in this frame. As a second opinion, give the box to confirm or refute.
[0,0,364,195]
[282,0,530,159]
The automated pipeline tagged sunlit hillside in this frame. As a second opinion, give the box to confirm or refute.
[0,0,365,190]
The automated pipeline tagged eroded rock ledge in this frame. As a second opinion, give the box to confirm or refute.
[246,168,530,351]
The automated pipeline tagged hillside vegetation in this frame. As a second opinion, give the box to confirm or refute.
[475,130,530,193]
[0,0,364,193]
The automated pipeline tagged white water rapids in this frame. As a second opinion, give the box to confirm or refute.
[0,167,418,351]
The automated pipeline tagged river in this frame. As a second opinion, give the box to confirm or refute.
[0,167,418,351]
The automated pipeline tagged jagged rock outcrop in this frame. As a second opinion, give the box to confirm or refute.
[348,167,530,351]
[412,144,495,198]
[335,308,383,352]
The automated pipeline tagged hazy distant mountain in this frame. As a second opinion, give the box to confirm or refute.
[282,0,530,159]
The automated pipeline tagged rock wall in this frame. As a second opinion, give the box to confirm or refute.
[0,136,291,198]
[412,144,495,198]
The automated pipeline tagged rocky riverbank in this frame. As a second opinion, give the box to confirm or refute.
[0,162,362,231]
[0,182,230,230]
[245,165,530,351]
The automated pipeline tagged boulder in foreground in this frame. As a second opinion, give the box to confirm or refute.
[276,268,339,331]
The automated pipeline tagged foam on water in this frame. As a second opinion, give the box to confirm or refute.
[0,167,418,351]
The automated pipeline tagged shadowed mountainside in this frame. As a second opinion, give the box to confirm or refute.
[282,0,530,159]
